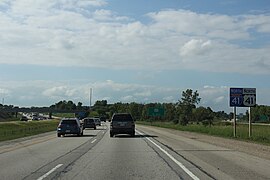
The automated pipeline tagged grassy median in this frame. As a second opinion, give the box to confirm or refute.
[136,121,270,145]
[0,120,60,142]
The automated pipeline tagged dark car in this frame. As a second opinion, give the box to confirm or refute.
[110,113,135,137]
[83,118,96,130]
[20,116,28,121]
[100,116,106,122]
[57,118,83,137]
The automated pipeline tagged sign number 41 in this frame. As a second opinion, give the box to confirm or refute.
[243,95,256,106]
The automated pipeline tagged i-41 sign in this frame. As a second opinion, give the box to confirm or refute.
[230,88,256,107]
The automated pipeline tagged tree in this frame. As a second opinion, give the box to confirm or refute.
[93,100,109,116]
[129,102,143,121]
[193,107,214,126]
[77,102,83,110]
[177,89,201,125]
[164,103,177,122]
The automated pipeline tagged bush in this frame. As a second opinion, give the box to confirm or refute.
[202,120,209,126]
[172,119,179,124]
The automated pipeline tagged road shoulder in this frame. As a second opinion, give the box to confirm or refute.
[137,124,270,160]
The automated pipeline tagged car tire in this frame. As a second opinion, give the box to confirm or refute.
[131,132,135,137]
[94,127,96,130]
[77,133,81,137]
[57,133,61,137]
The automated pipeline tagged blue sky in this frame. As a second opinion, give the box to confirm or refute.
[0,0,270,113]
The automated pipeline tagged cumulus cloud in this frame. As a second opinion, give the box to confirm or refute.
[134,91,152,97]
[93,9,130,21]
[163,96,176,103]
[180,39,212,58]
[0,5,270,74]
[0,80,179,106]
[42,86,76,98]
[214,96,225,103]
[120,95,134,102]
[199,86,228,108]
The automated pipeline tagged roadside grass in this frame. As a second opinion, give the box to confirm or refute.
[136,121,270,145]
[0,117,21,122]
[0,120,60,142]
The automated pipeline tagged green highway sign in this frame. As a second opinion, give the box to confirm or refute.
[148,107,165,117]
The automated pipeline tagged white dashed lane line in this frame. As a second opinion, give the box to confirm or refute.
[136,130,200,180]
[91,139,97,144]
[37,164,63,180]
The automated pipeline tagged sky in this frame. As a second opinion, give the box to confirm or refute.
[0,0,270,113]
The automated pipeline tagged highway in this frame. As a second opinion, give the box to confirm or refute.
[0,122,270,180]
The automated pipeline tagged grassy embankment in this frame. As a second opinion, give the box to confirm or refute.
[136,121,270,145]
[0,120,60,142]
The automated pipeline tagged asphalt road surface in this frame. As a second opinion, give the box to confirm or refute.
[0,122,270,180]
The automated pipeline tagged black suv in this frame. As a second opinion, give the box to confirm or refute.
[82,118,96,130]
[57,118,84,137]
[110,113,135,137]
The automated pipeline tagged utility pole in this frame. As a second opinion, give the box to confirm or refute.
[89,88,92,111]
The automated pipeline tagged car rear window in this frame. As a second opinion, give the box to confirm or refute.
[61,120,77,125]
[85,119,94,122]
[112,114,133,122]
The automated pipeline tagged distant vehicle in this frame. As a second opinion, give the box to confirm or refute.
[57,118,83,137]
[31,112,39,120]
[32,116,39,120]
[100,116,106,122]
[82,118,96,130]
[94,118,101,126]
[20,116,28,121]
[110,113,135,137]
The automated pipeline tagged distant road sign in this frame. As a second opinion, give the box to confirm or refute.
[148,107,165,117]
[230,88,256,107]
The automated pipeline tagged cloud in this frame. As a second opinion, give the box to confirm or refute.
[134,91,152,97]
[0,6,270,74]
[199,86,228,109]
[163,96,176,103]
[42,86,76,98]
[214,96,225,103]
[180,39,212,58]
[93,9,130,21]
[120,95,134,102]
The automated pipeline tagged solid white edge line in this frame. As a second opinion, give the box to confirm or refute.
[91,139,97,143]
[37,164,63,180]
[136,130,200,180]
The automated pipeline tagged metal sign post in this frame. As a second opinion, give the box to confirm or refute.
[234,106,236,137]
[249,107,252,138]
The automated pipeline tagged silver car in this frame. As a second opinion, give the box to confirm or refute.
[94,118,101,126]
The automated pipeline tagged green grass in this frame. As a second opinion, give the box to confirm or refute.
[0,120,60,142]
[136,121,270,145]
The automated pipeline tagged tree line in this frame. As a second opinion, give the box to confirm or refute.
[49,89,270,125]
